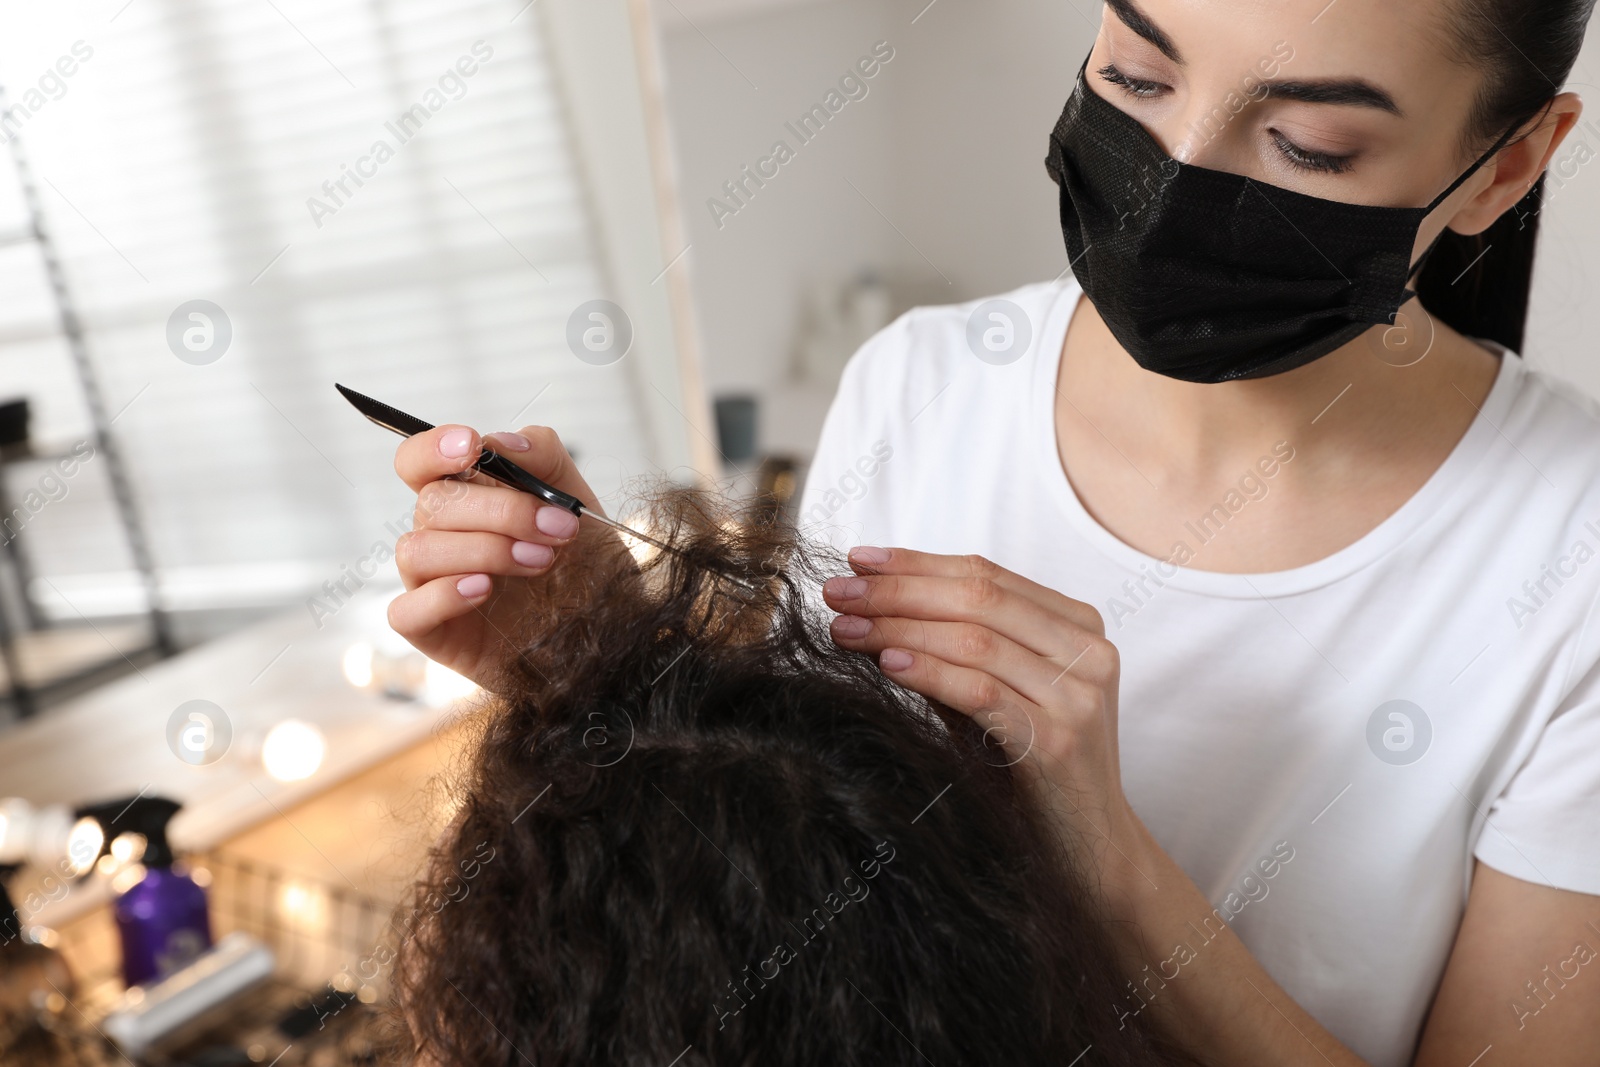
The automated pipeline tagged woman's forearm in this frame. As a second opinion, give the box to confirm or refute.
[1083,799,1370,1066]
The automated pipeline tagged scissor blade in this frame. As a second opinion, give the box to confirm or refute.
[335,383,435,437]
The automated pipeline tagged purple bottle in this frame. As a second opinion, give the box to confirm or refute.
[83,796,213,987]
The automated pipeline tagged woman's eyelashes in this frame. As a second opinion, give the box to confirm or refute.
[1096,62,1165,99]
[1267,130,1356,174]
[1095,62,1357,175]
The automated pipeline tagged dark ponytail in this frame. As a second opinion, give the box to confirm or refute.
[1416,0,1596,353]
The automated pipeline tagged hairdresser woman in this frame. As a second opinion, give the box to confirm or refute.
[799,0,1600,1060]
[385,0,1600,1063]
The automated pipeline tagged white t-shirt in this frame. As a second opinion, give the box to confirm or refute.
[797,277,1600,1067]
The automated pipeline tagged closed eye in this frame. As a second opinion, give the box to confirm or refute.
[1096,62,1167,100]
[1097,62,1358,175]
[1267,130,1356,174]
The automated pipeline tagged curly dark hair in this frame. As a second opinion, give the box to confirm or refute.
[389,484,1196,1066]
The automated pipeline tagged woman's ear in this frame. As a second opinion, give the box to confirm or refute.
[1448,91,1585,236]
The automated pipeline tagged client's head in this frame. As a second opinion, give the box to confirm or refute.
[391,485,1190,1066]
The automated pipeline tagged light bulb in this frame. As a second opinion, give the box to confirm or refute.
[110,832,146,865]
[0,799,20,864]
[342,642,374,689]
[0,801,97,869]
[65,817,103,876]
[261,720,326,782]
[110,864,146,895]
[279,882,327,934]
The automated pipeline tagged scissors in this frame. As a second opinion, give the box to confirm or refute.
[335,383,761,593]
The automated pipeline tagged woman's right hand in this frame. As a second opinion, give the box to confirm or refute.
[388,423,604,692]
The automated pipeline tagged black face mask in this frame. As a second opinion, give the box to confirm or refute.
[1044,54,1522,383]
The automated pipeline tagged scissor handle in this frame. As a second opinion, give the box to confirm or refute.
[474,449,586,515]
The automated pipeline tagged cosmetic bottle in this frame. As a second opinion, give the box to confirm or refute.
[81,796,212,987]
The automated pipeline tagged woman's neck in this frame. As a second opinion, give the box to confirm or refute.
[1054,290,1503,573]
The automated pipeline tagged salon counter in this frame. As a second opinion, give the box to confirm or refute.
[0,581,474,928]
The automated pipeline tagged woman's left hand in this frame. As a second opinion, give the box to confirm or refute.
[824,548,1397,1066]
[822,545,1136,851]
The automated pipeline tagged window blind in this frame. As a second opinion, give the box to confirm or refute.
[0,0,652,618]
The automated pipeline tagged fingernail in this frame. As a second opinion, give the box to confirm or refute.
[535,507,580,539]
[850,546,891,566]
[880,648,913,672]
[511,541,554,568]
[456,574,491,599]
[440,429,476,458]
[824,576,870,600]
[486,431,532,452]
[832,614,872,639]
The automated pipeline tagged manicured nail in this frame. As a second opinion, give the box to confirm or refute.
[535,506,580,539]
[824,576,871,600]
[486,431,532,452]
[511,541,554,568]
[850,546,891,566]
[832,615,872,639]
[880,648,913,672]
[456,573,491,599]
[439,429,475,458]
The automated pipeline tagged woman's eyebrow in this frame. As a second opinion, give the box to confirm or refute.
[1102,0,1404,117]
[1259,78,1405,116]
[1105,0,1183,63]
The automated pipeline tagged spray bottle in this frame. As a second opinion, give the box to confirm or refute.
[81,796,212,987]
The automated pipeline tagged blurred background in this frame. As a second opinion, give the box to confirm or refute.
[0,0,1598,1061]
